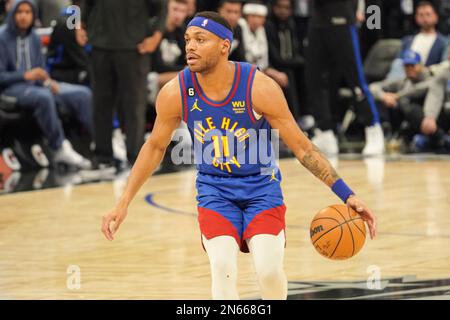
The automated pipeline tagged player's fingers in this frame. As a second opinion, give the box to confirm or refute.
[102,216,114,241]
[111,219,121,235]
[366,214,376,239]
[372,215,378,238]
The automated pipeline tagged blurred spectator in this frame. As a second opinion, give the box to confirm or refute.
[239,2,269,68]
[47,2,91,86]
[0,0,92,169]
[266,0,305,120]
[147,0,188,105]
[217,0,247,62]
[416,50,450,151]
[387,1,448,79]
[82,0,167,168]
[369,49,449,150]
[436,0,450,34]
[293,0,310,48]
[305,0,384,156]
[185,0,197,20]
[239,1,289,89]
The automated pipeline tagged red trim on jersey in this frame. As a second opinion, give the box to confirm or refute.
[190,62,241,107]
[246,65,257,124]
[198,206,242,250]
[242,204,286,242]
[179,71,189,122]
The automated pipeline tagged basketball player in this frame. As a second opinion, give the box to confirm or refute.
[101,11,377,300]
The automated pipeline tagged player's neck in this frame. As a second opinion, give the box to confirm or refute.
[196,60,235,93]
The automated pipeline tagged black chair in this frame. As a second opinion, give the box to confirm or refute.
[364,39,403,83]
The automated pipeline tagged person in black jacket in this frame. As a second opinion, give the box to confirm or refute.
[266,0,305,121]
[147,0,188,105]
[81,0,167,168]
[47,2,91,86]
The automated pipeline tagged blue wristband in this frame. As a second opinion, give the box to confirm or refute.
[331,179,355,203]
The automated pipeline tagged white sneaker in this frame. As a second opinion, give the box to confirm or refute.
[298,115,315,131]
[31,144,49,168]
[311,129,339,155]
[54,140,92,169]
[112,128,127,162]
[362,123,385,156]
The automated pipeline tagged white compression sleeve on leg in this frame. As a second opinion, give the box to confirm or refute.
[202,235,240,300]
[247,230,288,300]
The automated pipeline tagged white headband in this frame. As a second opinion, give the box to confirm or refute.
[243,3,268,17]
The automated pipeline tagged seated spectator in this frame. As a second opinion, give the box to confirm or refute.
[370,50,445,148]
[217,0,247,62]
[147,0,189,105]
[387,1,448,80]
[238,2,289,92]
[413,58,450,152]
[0,0,92,169]
[265,0,305,120]
[47,1,91,86]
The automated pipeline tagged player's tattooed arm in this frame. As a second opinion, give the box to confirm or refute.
[299,144,340,187]
[252,70,339,187]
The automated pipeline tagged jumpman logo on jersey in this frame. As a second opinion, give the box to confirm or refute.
[270,169,279,182]
[190,99,202,112]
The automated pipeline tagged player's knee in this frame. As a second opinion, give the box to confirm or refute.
[256,265,285,287]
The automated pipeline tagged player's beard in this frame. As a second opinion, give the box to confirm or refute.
[189,53,221,74]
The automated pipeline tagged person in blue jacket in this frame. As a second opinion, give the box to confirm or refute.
[0,0,92,169]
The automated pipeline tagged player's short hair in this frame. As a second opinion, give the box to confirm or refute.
[194,11,233,34]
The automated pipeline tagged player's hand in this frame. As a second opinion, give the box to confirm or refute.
[101,205,128,241]
[346,195,377,240]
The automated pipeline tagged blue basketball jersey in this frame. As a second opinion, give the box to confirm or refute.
[178,61,279,177]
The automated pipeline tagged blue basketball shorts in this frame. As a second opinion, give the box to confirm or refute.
[196,171,287,253]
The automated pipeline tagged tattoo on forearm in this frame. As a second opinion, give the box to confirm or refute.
[300,145,340,186]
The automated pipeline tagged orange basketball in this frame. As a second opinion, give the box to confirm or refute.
[310,204,366,260]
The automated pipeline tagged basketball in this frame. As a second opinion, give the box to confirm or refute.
[310,205,366,260]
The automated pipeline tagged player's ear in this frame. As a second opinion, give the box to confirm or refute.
[222,39,231,54]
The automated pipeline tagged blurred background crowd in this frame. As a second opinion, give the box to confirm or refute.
[0,0,449,184]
